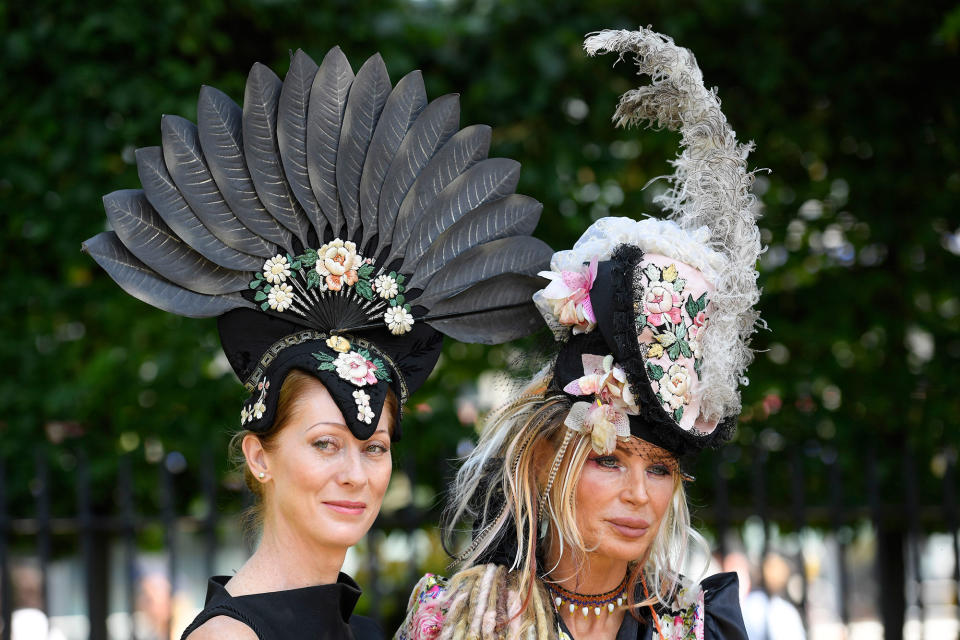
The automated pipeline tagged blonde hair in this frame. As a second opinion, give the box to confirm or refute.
[439,371,708,635]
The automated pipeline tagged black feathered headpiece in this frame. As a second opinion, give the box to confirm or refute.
[84,47,552,439]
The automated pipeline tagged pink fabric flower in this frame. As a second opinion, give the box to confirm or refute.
[644,284,683,326]
[563,354,637,412]
[411,600,444,639]
[334,351,378,386]
[539,257,598,334]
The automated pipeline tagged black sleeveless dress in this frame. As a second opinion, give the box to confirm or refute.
[180,573,383,640]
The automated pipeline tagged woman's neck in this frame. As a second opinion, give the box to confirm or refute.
[544,542,628,595]
[543,542,630,639]
[226,512,347,595]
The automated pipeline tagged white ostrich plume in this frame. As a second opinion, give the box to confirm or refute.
[584,27,764,423]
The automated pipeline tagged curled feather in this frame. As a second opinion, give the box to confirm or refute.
[584,28,763,421]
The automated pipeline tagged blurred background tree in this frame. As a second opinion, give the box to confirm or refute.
[3,0,959,635]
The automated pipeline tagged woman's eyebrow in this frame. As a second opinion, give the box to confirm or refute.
[303,421,349,434]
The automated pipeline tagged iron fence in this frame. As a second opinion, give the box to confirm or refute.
[0,442,957,639]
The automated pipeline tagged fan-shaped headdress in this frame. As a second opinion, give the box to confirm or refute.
[535,28,763,458]
[84,47,552,439]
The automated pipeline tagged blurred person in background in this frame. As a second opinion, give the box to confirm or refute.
[9,565,66,640]
[742,553,806,640]
[398,27,764,640]
[83,37,550,639]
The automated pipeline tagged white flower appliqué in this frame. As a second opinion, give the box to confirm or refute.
[267,283,295,312]
[353,389,375,424]
[262,255,291,284]
[385,306,414,335]
[374,274,400,300]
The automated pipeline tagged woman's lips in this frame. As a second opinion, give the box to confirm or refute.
[323,500,366,515]
[607,517,650,538]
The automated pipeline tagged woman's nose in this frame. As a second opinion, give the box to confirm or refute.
[621,472,650,505]
[337,448,367,486]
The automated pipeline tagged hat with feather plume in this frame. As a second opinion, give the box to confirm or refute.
[534,28,764,458]
[83,47,552,440]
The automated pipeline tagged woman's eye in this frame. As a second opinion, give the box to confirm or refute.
[591,456,621,469]
[647,463,672,477]
[312,438,337,451]
[365,442,389,455]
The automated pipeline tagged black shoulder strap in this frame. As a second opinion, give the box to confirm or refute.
[180,602,267,640]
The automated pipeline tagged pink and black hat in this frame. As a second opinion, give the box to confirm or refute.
[534,29,764,458]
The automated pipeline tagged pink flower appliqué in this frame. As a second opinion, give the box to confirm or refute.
[562,354,638,454]
[539,257,598,334]
[563,354,637,411]
[334,351,379,386]
[411,600,444,640]
[644,284,683,327]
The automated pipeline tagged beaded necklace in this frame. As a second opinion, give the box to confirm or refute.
[545,573,629,618]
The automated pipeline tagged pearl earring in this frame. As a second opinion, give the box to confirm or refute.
[258,472,265,479]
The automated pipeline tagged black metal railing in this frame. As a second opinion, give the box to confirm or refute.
[0,443,957,640]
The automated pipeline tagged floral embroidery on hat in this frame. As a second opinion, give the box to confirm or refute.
[313,346,392,387]
[562,354,639,454]
[246,242,415,335]
[537,257,599,335]
[353,389,375,424]
[240,378,270,426]
[637,261,711,422]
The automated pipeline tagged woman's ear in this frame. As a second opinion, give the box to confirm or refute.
[242,433,270,483]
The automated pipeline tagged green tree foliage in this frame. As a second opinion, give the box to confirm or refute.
[3,0,958,538]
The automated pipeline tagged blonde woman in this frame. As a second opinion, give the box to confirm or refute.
[398,27,762,639]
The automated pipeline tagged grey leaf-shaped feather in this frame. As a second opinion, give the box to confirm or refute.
[416,236,552,308]
[394,125,491,249]
[377,94,460,252]
[160,115,275,258]
[337,53,391,240]
[136,146,262,271]
[243,63,312,246]
[277,49,326,241]
[103,189,252,295]
[196,88,292,250]
[397,158,521,270]
[307,46,354,237]
[425,274,547,344]
[83,232,253,318]
[358,70,427,252]
[407,194,542,290]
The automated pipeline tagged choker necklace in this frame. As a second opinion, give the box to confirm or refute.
[544,574,629,617]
